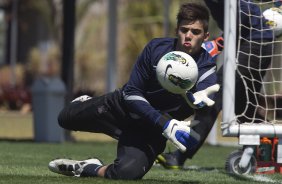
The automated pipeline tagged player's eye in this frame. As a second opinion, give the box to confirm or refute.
[179,27,189,34]
[179,27,202,35]
[190,29,202,35]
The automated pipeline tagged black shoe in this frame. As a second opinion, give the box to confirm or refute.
[156,153,184,169]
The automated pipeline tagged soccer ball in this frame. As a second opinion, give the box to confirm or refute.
[156,51,198,94]
[263,7,282,37]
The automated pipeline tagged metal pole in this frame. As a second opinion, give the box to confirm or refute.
[10,0,18,87]
[62,0,75,103]
[106,0,117,92]
[62,0,75,141]
[222,0,237,125]
[163,0,170,37]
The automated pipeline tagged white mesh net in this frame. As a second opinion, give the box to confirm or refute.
[235,0,282,125]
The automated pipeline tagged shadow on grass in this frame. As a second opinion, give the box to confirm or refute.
[144,178,200,184]
[0,138,34,142]
[182,166,222,172]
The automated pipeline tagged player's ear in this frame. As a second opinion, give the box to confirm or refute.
[203,32,210,42]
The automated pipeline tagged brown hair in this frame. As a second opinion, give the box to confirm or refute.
[176,3,209,33]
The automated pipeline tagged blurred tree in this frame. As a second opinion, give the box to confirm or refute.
[118,0,169,86]
[17,0,61,64]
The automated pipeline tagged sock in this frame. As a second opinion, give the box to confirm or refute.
[80,164,102,177]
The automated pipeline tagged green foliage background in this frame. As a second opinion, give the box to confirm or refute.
[73,0,210,95]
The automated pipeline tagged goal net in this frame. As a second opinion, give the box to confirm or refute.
[221,0,282,139]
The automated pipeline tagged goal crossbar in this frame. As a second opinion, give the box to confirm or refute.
[222,123,282,137]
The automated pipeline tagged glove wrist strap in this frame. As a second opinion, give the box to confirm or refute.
[157,114,171,130]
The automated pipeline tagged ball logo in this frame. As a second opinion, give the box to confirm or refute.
[164,64,172,79]
[156,51,198,94]
[168,74,192,89]
[164,52,189,66]
[163,53,192,89]
[266,20,277,27]
[263,7,282,37]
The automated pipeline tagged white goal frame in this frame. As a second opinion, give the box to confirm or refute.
[220,0,282,163]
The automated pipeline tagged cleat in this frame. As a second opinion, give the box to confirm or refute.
[156,153,184,170]
[48,158,103,177]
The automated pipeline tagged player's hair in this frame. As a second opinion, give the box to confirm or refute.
[176,3,209,33]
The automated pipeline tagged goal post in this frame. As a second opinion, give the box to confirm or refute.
[222,0,236,135]
[221,0,282,139]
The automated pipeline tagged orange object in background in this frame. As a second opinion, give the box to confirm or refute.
[255,137,282,174]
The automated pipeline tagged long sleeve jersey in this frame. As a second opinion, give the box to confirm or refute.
[121,38,217,128]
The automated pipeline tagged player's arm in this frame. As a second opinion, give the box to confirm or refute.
[124,73,202,153]
[122,42,201,152]
[123,85,200,152]
[122,41,172,128]
[183,62,219,109]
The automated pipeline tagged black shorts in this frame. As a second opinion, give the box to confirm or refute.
[58,89,166,179]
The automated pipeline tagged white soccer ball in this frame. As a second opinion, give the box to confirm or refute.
[263,7,282,37]
[156,51,198,94]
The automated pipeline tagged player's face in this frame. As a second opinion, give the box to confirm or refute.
[176,20,209,55]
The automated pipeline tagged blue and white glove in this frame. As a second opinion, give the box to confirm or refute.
[162,119,200,152]
[184,84,220,109]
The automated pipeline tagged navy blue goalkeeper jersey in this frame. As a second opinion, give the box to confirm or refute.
[121,37,217,126]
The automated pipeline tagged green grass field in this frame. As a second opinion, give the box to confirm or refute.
[1,141,282,184]
[1,112,282,183]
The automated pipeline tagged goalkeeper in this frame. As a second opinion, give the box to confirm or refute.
[156,0,274,169]
[48,3,219,180]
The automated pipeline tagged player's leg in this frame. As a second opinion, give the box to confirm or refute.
[49,123,167,179]
[58,89,127,139]
[102,127,166,179]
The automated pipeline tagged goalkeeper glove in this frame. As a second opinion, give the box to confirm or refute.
[185,84,220,109]
[203,36,224,59]
[162,119,200,152]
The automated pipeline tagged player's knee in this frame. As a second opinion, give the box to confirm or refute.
[110,165,146,180]
[57,104,76,130]
[105,160,149,180]
[57,107,69,129]
[118,165,146,180]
